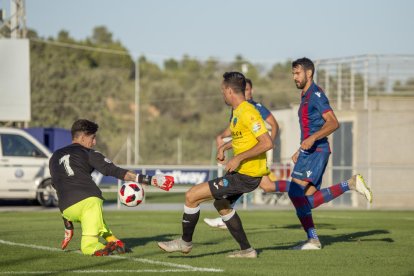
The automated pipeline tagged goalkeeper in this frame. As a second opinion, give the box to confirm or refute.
[49,119,174,256]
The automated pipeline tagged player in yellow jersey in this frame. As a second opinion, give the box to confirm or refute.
[158,72,273,258]
[204,78,279,229]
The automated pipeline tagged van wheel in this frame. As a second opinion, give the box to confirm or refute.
[37,179,58,207]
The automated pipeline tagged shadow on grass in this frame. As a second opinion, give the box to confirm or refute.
[123,233,220,249]
[122,234,176,248]
[249,223,337,231]
[164,228,393,257]
[123,228,392,258]
[256,229,392,253]
[320,229,393,246]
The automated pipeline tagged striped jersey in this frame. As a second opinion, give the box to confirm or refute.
[298,82,333,152]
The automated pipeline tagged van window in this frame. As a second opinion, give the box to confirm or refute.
[1,134,47,158]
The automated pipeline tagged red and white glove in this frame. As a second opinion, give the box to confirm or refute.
[61,218,74,250]
[151,174,175,191]
[61,229,74,250]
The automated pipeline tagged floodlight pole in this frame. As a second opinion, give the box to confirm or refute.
[10,0,27,38]
[134,59,140,165]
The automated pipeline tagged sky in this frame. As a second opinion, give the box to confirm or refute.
[16,0,414,64]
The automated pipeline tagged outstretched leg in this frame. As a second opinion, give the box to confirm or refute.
[158,182,212,254]
[262,174,372,207]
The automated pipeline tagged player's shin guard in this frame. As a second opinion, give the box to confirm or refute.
[288,181,318,240]
[222,209,251,250]
[181,205,200,243]
[307,181,350,209]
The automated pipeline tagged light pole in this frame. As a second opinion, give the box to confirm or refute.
[134,58,140,165]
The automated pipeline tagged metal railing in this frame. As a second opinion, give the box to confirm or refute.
[315,55,414,110]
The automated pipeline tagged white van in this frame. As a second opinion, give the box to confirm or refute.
[0,127,58,207]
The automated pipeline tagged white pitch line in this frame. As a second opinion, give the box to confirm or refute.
[0,270,193,274]
[0,239,223,273]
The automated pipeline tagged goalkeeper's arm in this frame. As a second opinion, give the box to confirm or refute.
[123,171,174,191]
[88,150,174,191]
[61,217,74,250]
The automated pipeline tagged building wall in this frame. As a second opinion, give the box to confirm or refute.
[349,97,414,209]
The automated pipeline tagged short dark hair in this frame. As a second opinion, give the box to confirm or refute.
[292,57,315,78]
[222,71,246,94]
[71,119,99,139]
[246,78,253,88]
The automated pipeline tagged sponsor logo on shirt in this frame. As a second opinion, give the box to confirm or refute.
[315,92,321,98]
[293,171,303,176]
[306,170,313,177]
[232,130,243,139]
[252,122,261,133]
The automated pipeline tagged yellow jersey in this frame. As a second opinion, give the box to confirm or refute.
[230,101,269,177]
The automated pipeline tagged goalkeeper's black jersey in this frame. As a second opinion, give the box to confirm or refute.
[49,143,128,212]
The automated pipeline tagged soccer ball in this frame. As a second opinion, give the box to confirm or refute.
[119,182,145,207]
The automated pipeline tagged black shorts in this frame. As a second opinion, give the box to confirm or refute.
[208,172,262,205]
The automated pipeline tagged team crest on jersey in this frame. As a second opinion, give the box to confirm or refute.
[219,178,229,187]
[232,117,238,127]
[252,122,261,133]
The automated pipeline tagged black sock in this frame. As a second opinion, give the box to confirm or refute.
[181,205,200,243]
[222,210,251,250]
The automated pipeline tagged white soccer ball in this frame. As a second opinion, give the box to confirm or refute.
[119,182,145,207]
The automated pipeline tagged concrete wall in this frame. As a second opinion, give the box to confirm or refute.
[348,97,414,209]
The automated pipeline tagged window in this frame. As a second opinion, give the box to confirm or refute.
[332,121,353,205]
[1,134,46,158]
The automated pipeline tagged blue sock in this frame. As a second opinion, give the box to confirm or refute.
[307,227,319,240]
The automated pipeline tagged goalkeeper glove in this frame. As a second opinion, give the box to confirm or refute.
[151,174,175,191]
[136,174,175,191]
[61,217,74,250]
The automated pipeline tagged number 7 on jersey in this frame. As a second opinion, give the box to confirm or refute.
[59,154,75,176]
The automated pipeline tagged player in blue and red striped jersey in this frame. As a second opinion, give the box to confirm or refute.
[281,57,372,250]
[205,72,373,236]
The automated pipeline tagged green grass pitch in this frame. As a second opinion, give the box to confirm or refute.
[0,210,413,275]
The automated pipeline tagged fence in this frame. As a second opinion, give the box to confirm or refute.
[314,54,414,110]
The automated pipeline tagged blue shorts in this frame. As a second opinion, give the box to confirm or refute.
[291,149,330,189]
